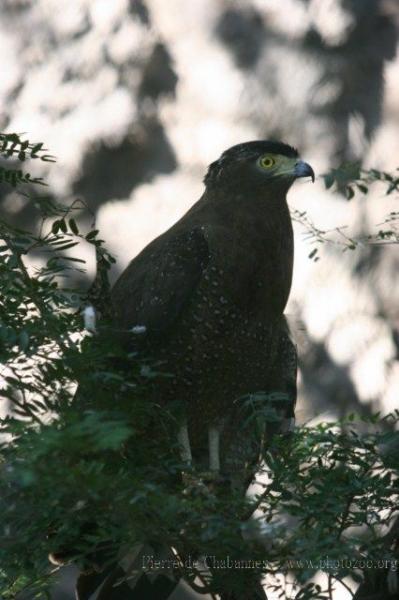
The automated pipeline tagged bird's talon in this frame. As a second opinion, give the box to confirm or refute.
[181,469,229,496]
[199,470,221,483]
[182,471,210,496]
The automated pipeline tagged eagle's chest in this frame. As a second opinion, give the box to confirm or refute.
[204,213,293,318]
[161,270,281,422]
[167,216,292,363]
[148,214,293,426]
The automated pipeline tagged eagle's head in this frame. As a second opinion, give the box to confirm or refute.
[204,140,314,193]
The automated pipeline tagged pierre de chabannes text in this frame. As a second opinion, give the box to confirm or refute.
[142,555,398,572]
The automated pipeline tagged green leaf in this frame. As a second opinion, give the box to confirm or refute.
[51,241,79,251]
[324,173,335,189]
[356,183,368,194]
[69,218,79,235]
[85,230,99,241]
[386,180,399,194]
[30,143,44,158]
[17,140,30,162]
[51,220,61,234]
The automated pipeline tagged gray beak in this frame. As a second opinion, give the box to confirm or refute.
[294,160,315,183]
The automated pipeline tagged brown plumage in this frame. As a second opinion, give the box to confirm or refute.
[111,140,314,470]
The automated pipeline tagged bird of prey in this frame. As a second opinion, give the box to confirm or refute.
[111,140,314,475]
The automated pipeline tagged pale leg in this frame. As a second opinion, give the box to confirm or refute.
[208,425,220,472]
[177,420,192,465]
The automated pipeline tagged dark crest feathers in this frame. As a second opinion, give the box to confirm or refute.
[204,140,298,186]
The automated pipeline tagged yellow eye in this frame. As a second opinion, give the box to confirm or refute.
[259,155,276,169]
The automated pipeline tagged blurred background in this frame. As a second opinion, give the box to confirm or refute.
[1,0,398,598]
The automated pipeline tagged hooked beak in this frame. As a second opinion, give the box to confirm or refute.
[294,160,315,183]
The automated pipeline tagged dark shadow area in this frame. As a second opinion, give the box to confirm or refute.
[215,6,265,70]
[0,157,52,231]
[129,0,151,26]
[301,338,364,417]
[138,43,178,102]
[304,0,398,162]
[72,118,177,211]
[299,333,391,427]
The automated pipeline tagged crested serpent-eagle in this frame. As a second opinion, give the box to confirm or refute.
[111,140,314,474]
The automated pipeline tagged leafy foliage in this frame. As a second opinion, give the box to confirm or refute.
[0,136,398,600]
[292,162,399,264]
[322,162,399,200]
